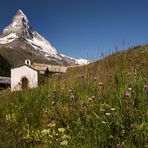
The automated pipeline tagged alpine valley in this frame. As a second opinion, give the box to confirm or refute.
[0,10,89,68]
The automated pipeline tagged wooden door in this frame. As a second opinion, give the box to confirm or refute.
[21,77,28,90]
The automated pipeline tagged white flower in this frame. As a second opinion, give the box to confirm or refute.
[105,112,111,116]
[111,108,115,111]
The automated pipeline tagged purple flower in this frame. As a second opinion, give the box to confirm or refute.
[88,96,95,101]
[144,85,148,89]
[124,91,130,97]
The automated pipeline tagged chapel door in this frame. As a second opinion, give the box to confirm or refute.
[21,77,28,90]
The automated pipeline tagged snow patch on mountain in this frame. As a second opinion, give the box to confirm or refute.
[75,58,90,65]
[60,54,90,65]
[26,33,61,60]
[0,33,18,44]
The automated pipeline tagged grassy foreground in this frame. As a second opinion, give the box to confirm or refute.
[0,45,148,147]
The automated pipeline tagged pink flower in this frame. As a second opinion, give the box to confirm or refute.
[91,96,95,100]
[93,77,97,81]
[124,91,130,97]
[88,96,95,101]
[144,85,148,89]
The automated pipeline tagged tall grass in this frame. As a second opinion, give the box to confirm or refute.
[0,45,148,147]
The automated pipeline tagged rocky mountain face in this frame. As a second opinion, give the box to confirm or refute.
[0,10,89,67]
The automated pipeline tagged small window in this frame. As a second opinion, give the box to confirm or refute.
[25,59,31,66]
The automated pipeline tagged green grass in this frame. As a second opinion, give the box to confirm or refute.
[0,45,148,147]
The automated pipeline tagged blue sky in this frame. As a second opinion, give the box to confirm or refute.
[0,0,148,60]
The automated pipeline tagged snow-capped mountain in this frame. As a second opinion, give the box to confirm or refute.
[0,10,89,66]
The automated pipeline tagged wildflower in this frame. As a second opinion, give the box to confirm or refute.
[91,96,95,100]
[88,98,92,101]
[6,113,16,122]
[51,101,56,106]
[99,82,103,86]
[62,134,70,139]
[144,85,148,89]
[93,77,97,81]
[100,103,111,110]
[68,89,72,93]
[105,112,111,116]
[124,91,130,97]
[41,129,50,135]
[111,108,115,111]
[128,87,132,91]
[58,128,65,133]
[48,122,56,128]
[60,140,68,146]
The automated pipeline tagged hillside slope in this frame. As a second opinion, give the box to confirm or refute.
[0,45,148,147]
[0,54,12,76]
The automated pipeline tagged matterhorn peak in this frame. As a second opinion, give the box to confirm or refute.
[14,9,29,22]
[3,9,32,38]
[0,10,90,66]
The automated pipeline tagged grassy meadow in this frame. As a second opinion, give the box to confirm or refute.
[0,45,148,147]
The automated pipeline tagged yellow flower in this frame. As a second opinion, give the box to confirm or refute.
[48,122,56,128]
[60,140,68,145]
[58,128,65,133]
[41,129,50,135]
[62,134,70,139]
